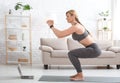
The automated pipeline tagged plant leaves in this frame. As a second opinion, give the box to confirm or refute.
[14,2,32,11]
[23,5,31,10]
[15,5,21,10]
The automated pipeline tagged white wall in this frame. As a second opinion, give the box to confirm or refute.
[0,0,112,64]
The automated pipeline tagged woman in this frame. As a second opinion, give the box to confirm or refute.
[46,10,101,81]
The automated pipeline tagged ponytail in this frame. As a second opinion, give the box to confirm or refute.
[75,17,90,35]
[75,17,82,25]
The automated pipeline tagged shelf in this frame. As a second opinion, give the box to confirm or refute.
[6,40,23,42]
[6,40,30,42]
[7,51,30,53]
[7,60,29,64]
[6,14,30,18]
[6,27,29,30]
[97,18,112,40]
[5,15,32,64]
[98,30,112,31]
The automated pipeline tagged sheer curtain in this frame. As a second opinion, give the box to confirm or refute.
[112,0,120,46]
[113,0,120,40]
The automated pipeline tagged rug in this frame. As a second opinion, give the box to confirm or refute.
[39,75,120,82]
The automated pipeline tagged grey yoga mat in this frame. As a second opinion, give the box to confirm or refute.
[39,75,120,82]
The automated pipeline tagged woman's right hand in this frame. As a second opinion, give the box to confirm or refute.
[46,20,54,26]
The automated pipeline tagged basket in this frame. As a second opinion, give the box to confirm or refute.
[18,58,28,62]
[8,47,17,51]
[8,35,17,40]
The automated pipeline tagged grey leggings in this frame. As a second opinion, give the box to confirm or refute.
[68,43,101,73]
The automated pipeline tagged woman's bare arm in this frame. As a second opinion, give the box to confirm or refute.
[46,20,78,38]
[51,26,77,38]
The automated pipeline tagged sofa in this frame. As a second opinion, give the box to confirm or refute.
[40,38,120,69]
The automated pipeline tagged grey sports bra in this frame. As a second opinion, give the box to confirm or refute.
[72,30,89,41]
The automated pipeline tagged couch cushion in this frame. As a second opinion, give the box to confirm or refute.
[98,50,116,58]
[51,50,116,58]
[95,40,113,50]
[67,38,113,51]
[51,50,69,58]
[67,38,84,50]
[107,47,120,53]
[41,38,68,50]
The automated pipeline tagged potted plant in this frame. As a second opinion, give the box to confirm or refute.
[14,2,32,14]
[103,26,108,31]
[99,10,109,20]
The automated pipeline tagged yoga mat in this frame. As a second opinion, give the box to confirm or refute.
[39,75,120,82]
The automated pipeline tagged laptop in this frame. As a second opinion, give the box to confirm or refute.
[17,64,34,79]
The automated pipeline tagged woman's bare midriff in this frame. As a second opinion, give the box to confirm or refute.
[79,35,95,47]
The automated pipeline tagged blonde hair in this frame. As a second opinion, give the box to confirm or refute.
[66,10,82,25]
